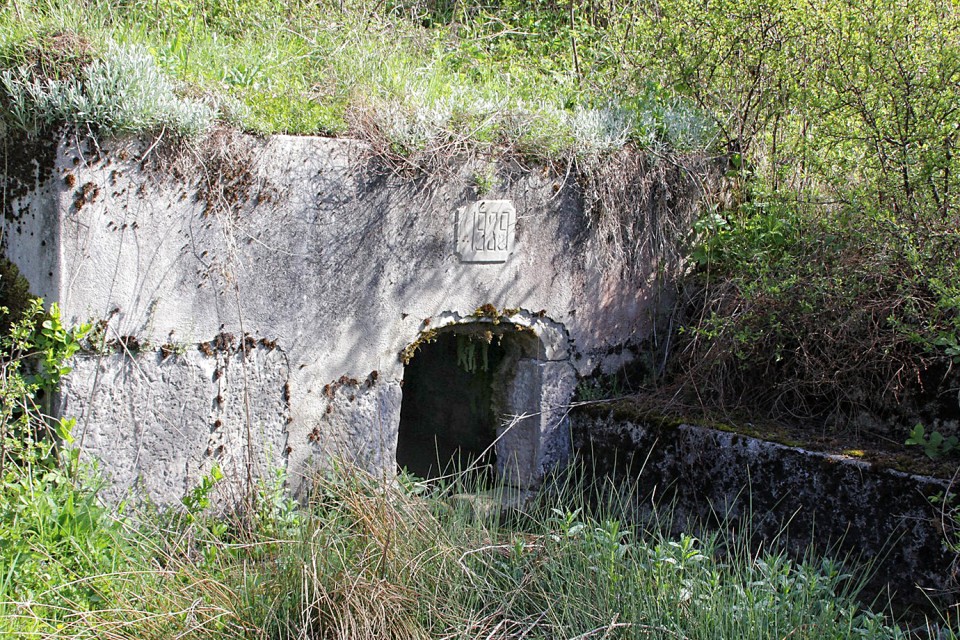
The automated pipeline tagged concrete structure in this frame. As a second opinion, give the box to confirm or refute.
[571,411,958,611]
[5,131,956,607]
[1,130,708,504]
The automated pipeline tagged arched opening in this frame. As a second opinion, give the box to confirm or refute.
[396,324,542,486]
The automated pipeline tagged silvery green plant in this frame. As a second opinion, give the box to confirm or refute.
[1,41,215,136]
[502,99,576,157]
[569,105,633,164]
[369,88,502,155]
[368,99,433,154]
[658,98,717,150]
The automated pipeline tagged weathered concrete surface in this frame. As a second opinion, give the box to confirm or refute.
[61,341,290,504]
[303,375,402,476]
[571,412,957,610]
[498,358,543,486]
[2,131,708,502]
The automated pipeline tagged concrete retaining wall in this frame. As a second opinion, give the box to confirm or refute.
[2,131,708,503]
[571,411,957,611]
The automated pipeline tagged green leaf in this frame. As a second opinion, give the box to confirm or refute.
[905,423,926,446]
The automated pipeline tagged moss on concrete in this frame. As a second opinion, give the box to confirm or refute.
[0,256,35,334]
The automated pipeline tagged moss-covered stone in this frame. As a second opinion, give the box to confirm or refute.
[0,256,35,334]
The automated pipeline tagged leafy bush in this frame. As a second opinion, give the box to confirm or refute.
[654,0,960,432]
[0,300,130,632]
[0,298,88,467]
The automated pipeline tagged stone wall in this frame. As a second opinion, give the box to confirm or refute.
[571,412,956,611]
[1,131,710,503]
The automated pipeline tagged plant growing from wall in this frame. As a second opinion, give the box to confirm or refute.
[456,333,489,373]
[0,298,89,470]
[0,299,129,626]
[905,423,959,460]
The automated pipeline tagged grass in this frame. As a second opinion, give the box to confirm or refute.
[0,0,714,159]
[2,458,938,639]
[0,299,947,637]
[0,291,947,639]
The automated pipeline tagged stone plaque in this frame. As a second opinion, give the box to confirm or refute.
[456,200,516,263]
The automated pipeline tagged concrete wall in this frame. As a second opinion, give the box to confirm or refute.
[571,412,956,611]
[2,131,701,503]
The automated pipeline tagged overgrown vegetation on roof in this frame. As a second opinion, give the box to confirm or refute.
[0,0,714,160]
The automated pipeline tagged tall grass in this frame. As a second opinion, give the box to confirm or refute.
[3,457,935,639]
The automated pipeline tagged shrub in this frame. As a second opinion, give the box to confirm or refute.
[656,0,960,432]
[0,300,129,632]
[1,40,215,136]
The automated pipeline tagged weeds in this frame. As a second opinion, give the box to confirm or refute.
[643,0,960,443]
[1,39,214,135]
[0,0,713,154]
[906,424,959,460]
[2,444,933,638]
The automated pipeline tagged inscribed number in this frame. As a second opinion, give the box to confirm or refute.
[457,200,515,263]
[472,202,509,253]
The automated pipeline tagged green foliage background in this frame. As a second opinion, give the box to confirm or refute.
[657,0,960,426]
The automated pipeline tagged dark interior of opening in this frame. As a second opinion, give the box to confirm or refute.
[396,332,505,482]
